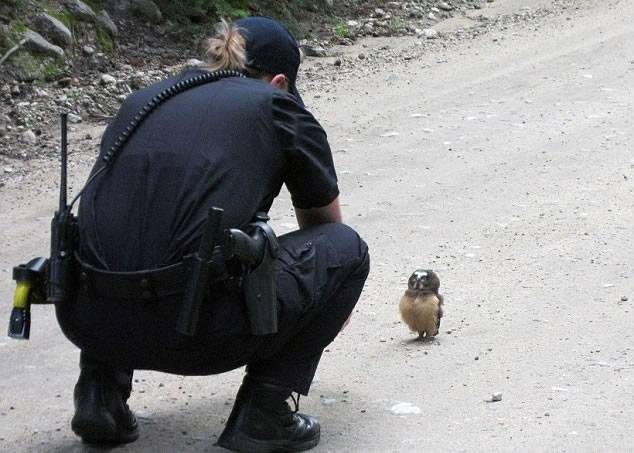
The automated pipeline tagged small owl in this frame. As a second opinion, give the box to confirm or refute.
[399,269,444,339]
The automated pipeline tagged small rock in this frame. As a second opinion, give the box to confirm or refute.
[67,113,82,123]
[358,53,366,60]
[419,28,439,39]
[334,58,342,67]
[57,77,72,88]
[4,167,14,173]
[22,130,37,145]
[63,0,97,22]
[390,402,421,416]
[100,74,116,85]
[491,392,503,402]
[373,8,385,18]
[621,296,629,302]
[97,10,118,38]
[301,45,328,58]
[131,0,163,24]
[185,58,204,68]
[11,84,20,96]
[438,2,453,11]
[82,45,95,56]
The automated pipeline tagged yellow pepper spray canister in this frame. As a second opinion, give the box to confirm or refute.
[8,257,48,340]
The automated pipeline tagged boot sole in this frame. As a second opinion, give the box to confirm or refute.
[72,414,139,445]
[217,430,320,453]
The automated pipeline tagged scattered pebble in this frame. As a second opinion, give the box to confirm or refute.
[390,402,421,415]
[100,74,117,85]
[22,130,37,145]
[67,113,82,123]
[420,28,439,39]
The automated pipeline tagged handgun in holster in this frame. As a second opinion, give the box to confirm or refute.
[176,210,279,337]
[223,213,280,336]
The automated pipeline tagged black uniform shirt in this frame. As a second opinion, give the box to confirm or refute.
[78,70,339,271]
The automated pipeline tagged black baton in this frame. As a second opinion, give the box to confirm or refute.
[176,206,224,336]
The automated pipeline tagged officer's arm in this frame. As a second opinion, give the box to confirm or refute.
[295,196,342,229]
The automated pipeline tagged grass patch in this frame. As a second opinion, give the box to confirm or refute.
[10,52,43,81]
[95,27,115,52]
[43,60,64,80]
[0,20,29,53]
[212,0,250,18]
[334,22,349,38]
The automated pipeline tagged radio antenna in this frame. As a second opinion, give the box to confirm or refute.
[59,113,68,212]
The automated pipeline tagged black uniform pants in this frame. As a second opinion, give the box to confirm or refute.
[57,223,370,395]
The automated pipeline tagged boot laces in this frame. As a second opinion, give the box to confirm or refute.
[289,392,301,414]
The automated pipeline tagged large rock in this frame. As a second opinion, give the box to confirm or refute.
[63,0,96,22]
[32,13,72,48]
[0,114,11,137]
[96,9,118,37]
[130,0,162,24]
[23,30,65,59]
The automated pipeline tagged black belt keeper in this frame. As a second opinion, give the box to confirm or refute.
[75,248,228,301]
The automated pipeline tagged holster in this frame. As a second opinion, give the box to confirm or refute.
[241,221,279,335]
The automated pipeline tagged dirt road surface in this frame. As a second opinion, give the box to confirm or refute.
[1,0,633,451]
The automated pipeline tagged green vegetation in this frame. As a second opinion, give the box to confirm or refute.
[95,27,115,53]
[0,20,28,54]
[155,0,329,36]
[334,22,349,38]
[157,0,251,21]
[0,0,332,83]
[43,60,64,80]
[10,52,43,81]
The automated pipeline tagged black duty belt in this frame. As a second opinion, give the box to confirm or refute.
[75,247,229,301]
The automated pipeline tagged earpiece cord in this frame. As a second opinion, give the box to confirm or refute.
[67,69,246,211]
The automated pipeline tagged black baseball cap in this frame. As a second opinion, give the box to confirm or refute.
[235,16,304,107]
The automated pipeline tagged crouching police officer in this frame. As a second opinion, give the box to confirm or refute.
[55,16,370,452]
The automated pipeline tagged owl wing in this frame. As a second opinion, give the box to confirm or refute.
[436,293,444,330]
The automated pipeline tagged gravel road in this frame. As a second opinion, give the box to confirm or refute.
[1,0,632,451]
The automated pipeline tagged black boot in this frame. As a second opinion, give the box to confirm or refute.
[217,375,320,453]
[71,353,139,444]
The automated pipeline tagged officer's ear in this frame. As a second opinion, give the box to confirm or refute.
[269,74,289,92]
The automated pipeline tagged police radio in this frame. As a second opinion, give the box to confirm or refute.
[8,113,76,339]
